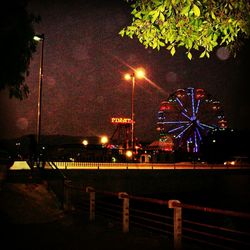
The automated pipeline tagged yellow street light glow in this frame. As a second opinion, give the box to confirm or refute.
[100,135,109,144]
[82,139,88,146]
[126,150,133,158]
[135,68,145,79]
[124,73,131,81]
[124,68,146,81]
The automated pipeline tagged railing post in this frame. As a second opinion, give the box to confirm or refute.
[63,179,72,212]
[86,186,95,221]
[168,200,182,250]
[118,192,129,233]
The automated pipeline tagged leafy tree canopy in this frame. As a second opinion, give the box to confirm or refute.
[0,0,40,99]
[119,0,250,59]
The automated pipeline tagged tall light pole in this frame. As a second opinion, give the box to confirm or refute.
[33,34,45,167]
[124,68,145,155]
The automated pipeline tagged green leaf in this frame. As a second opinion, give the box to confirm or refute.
[151,11,160,23]
[159,13,165,22]
[187,39,193,49]
[187,51,192,60]
[213,32,218,41]
[193,4,200,17]
[181,5,191,16]
[199,50,206,58]
[170,46,176,55]
[211,11,216,20]
[119,29,125,37]
[134,12,142,19]
[152,39,158,49]
[167,45,173,50]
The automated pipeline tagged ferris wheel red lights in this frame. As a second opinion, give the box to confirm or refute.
[157,87,228,153]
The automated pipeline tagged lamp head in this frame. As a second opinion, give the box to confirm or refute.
[135,68,145,79]
[124,68,146,81]
[33,34,44,42]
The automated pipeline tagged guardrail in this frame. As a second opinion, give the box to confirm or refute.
[62,181,250,250]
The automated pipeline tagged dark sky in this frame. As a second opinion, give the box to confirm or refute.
[1,0,250,142]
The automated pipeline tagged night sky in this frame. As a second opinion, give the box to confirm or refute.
[1,0,250,142]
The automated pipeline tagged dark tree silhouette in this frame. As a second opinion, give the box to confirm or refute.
[0,0,40,99]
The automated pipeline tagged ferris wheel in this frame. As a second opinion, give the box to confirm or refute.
[157,87,228,153]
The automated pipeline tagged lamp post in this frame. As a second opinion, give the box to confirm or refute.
[33,34,45,167]
[124,68,145,155]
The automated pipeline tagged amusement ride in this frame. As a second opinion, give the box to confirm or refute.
[157,87,228,153]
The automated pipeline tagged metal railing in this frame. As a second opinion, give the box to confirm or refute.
[62,182,250,250]
[49,161,250,170]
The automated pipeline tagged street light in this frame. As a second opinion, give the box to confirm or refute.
[82,139,89,146]
[33,33,45,167]
[100,135,109,146]
[124,68,145,155]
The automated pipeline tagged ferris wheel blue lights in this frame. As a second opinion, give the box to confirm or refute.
[157,87,228,153]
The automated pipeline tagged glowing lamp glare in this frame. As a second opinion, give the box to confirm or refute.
[135,68,145,79]
[126,150,133,158]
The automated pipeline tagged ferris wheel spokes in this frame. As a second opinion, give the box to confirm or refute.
[181,111,192,121]
[176,123,193,139]
[195,127,202,141]
[191,88,195,118]
[194,130,198,152]
[199,122,216,130]
[168,125,185,133]
[159,121,190,124]
[195,99,201,114]
[176,97,188,113]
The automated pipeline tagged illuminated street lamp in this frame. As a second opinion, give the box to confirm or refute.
[100,135,109,146]
[124,68,145,155]
[33,33,45,167]
[126,150,133,158]
[82,139,89,146]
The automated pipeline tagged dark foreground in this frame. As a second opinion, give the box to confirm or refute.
[0,182,174,250]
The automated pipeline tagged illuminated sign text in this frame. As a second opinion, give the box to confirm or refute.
[111,117,133,124]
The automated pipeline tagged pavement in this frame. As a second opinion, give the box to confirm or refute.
[0,180,173,250]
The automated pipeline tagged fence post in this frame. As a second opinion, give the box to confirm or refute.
[63,179,72,212]
[118,192,129,233]
[86,186,95,222]
[168,200,182,250]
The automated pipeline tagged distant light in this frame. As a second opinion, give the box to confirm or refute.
[33,34,44,42]
[100,135,109,144]
[212,139,216,143]
[124,73,131,81]
[126,150,133,158]
[82,139,88,146]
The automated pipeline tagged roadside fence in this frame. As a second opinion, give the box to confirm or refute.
[62,180,250,250]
